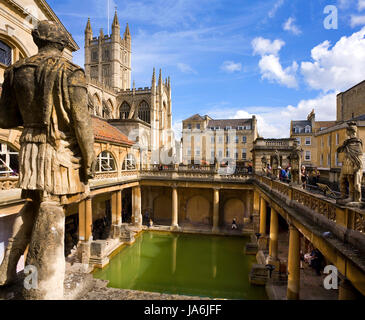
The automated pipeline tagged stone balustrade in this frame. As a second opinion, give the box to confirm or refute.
[256,173,365,234]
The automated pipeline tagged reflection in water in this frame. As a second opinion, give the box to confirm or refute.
[94,232,267,300]
[172,236,177,275]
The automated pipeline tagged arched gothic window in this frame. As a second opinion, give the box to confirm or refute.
[96,151,116,173]
[122,154,136,171]
[138,101,150,124]
[0,41,12,66]
[120,101,131,119]
[0,143,19,176]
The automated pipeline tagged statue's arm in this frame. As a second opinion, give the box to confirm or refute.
[68,69,95,181]
[0,68,22,129]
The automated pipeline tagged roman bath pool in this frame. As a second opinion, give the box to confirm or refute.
[93,232,267,300]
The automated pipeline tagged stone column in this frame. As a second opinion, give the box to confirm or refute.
[268,208,279,268]
[212,188,220,233]
[132,186,142,227]
[252,190,260,233]
[171,186,179,229]
[287,225,300,300]
[259,197,267,235]
[78,198,93,268]
[111,190,122,238]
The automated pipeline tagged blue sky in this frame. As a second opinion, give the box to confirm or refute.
[48,0,365,138]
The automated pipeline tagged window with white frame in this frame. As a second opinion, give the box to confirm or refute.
[294,127,300,133]
[218,136,223,144]
[305,137,311,145]
[0,143,18,176]
[122,153,137,171]
[195,148,201,156]
[305,125,311,133]
[218,150,223,158]
[235,136,239,143]
[187,149,191,156]
[211,150,215,159]
[305,151,311,161]
[96,151,116,173]
[296,137,301,145]
[211,136,215,144]
[242,136,247,144]
[242,149,247,160]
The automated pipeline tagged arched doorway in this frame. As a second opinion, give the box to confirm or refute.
[186,196,211,225]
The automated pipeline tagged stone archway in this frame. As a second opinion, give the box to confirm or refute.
[186,195,211,225]
[153,195,172,224]
[223,198,245,225]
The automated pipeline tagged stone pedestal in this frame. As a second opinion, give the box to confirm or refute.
[89,240,109,269]
[111,224,121,239]
[23,201,65,300]
[120,225,135,244]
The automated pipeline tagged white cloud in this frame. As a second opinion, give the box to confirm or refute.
[221,61,242,73]
[350,15,365,27]
[359,0,365,11]
[283,17,302,35]
[252,37,298,88]
[301,27,365,92]
[252,37,285,56]
[258,55,298,88]
[177,63,197,74]
[268,0,284,18]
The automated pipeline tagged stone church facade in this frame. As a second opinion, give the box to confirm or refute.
[84,13,174,165]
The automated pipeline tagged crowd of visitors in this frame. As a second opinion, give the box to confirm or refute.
[264,163,321,189]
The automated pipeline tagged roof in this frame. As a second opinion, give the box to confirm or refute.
[92,117,134,146]
[292,120,311,127]
[208,118,252,128]
[184,114,206,121]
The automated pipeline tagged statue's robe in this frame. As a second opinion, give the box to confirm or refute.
[0,52,94,197]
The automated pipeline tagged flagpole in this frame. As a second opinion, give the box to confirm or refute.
[107,0,110,35]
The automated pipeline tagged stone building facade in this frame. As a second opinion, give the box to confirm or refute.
[182,114,258,165]
[337,80,365,122]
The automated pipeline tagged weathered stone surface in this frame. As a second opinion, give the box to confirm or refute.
[0,20,95,300]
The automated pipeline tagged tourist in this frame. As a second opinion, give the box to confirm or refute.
[279,166,286,182]
[148,219,153,228]
[301,165,308,189]
[232,218,238,230]
[286,167,292,183]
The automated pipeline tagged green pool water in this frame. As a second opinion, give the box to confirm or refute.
[93,232,267,300]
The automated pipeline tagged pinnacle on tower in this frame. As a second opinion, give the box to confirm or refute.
[85,18,92,33]
[158,69,162,86]
[99,28,104,38]
[124,23,131,38]
[112,10,120,27]
[152,68,156,84]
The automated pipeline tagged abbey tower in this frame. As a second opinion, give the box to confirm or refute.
[84,11,131,90]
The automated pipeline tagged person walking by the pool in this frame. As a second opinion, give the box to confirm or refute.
[232,218,238,230]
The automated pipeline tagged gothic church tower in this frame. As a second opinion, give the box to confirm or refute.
[84,11,131,91]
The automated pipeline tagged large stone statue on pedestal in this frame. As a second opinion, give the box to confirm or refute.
[0,21,95,299]
[288,141,302,186]
[337,122,363,206]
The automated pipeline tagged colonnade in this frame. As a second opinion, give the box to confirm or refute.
[256,191,360,300]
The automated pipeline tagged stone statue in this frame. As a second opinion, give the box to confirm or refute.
[0,21,95,299]
[337,122,363,205]
[261,156,267,175]
[271,150,280,179]
[288,141,302,185]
